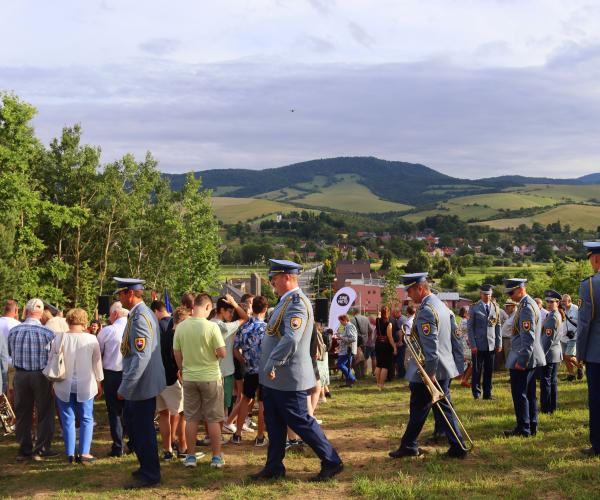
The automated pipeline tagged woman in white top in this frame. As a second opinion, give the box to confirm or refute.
[457,307,473,388]
[52,308,103,463]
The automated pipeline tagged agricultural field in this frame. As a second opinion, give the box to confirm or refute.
[1,372,596,499]
[259,174,412,214]
[480,204,600,231]
[505,184,600,203]
[211,197,301,224]
[403,191,560,223]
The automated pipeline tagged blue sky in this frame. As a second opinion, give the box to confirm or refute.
[3,0,600,178]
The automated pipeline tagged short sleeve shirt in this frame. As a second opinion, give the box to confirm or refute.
[212,319,241,378]
[173,317,225,382]
[234,317,266,375]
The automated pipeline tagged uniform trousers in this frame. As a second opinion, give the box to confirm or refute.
[103,369,126,453]
[336,354,355,384]
[261,386,341,474]
[13,369,55,456]
[472,350,495,398]
[433,380,453,435]
[586,362,600,453]
[509,368,538,435]
[539,363,559,414]
[124,398,160,484]
[400,379,464,452]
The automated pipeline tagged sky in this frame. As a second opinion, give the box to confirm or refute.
[3,0,600,179]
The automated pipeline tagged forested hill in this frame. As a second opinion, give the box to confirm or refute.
[165,156,600,207]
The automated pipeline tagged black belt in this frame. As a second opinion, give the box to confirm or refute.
[15,367,42,372]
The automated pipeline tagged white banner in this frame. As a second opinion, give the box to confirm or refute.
[328,286,357,332]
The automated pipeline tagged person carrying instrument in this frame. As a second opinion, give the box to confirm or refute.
[578,241,600,457]
[539,290,563,414]
[389,272,468,460]
[503,278,546,438]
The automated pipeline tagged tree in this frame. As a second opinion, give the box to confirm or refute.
[433,257,452,278]
[355,245,369,261]
[382,267,401,308]
[440,273,458,290]
[404,251,431,274]
[380,250,393,271]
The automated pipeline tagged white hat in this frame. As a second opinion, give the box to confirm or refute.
[25,298,44,313]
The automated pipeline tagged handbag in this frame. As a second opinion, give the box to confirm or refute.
[43,332,66,382]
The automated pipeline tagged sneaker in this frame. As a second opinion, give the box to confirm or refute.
[163,451,174,460]
[254,436,268,447]
[223,423,237,434]
[197,437,210,446]
[246,417,258,429]
[315,419,323,425]
[229,434,242,445]
[210,455,225,468]
[179,451,206,461]
[242,423,253,432]
[183,455,197,468]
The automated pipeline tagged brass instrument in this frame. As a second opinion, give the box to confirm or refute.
[0,393,16,435]
[404,333,474,452]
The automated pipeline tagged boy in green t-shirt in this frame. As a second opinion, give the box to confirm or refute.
[173,293,226,468]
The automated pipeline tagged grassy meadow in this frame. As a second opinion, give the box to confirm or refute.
[480,204,600,231]
[211,197,302,224]
[1,370,596,499]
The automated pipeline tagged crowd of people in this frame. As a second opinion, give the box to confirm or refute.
[0,242,599,488]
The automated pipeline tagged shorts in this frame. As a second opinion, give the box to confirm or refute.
[233,357,246,380]
[223,374,234,409]
[242,373,262,401]
[364,346,375,360]
[183,379,225,423]
[156,380,184,415]
[565,340,577,357]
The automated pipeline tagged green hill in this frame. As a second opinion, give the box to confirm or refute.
[480,204,600,231]
[211,197,304,224]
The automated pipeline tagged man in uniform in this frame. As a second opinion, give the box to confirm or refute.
[115,278,166,489]
[467,284,502,400]
[503,278,545,438]
[577,241,600,456]
[389,273,468,459]
[252,259,343,482]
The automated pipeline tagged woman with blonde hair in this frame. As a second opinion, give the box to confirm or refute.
[51,308,103,463]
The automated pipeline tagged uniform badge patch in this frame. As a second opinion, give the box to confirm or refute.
[422,323,431,336]
[135,337,146,351]
[545,328,553,336]
[522,320,531,331]
[290,317,302,330]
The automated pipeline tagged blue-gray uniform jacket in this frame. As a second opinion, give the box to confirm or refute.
[450,311,465,375]
[577,271,600,363]
[505,295,546,370]
[541,310,563,364]
[259,288,316,392]
[119,302,166,401]
[467,300,501,351]
[406,293,460,383]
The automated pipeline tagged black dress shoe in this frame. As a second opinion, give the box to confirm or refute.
[503,429,529,438]
[38,449,59,458]
[67,455,75,464]
[581,447,600,457]
[131,469,142,477]
[310,462,344,482]
[124,478,160,490]
[389,447,423,459]
[482,395,495,400]
[249,469,286,481]
[108,449,124,458]
[444,447,467,459]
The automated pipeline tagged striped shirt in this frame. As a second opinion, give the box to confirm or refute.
[8,318,55,371]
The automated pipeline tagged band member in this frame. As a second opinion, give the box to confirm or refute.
[389,273,467,459]
[578,242,600,457]
[467,284,501,400]
[252,260,343,482]
[539,290,563,414]
[503,278,545,437]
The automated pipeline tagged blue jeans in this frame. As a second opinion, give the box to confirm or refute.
[56,393,94,457]
[337,354,355,383]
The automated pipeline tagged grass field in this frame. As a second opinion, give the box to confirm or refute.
[1,371,596,499]
[480,204,600,231]
[211,197,302,224]
[505,184,600,203]
[260,174,412,214]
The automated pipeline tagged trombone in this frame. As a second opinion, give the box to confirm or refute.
[404,333,474,452]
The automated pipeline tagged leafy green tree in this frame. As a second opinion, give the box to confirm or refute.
[382,267,401,308]
[355,245,369,261]
[404,251,431,274]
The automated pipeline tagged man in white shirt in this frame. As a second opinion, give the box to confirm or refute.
[561,294,582,381]
[0,300,20,403]
[97,301,129,456]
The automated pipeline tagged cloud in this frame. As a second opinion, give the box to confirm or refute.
[3,47,600,179]
[347,21,374,48]
[139,38,180,56]
[303,35,335,53]
[306,0,335,16]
